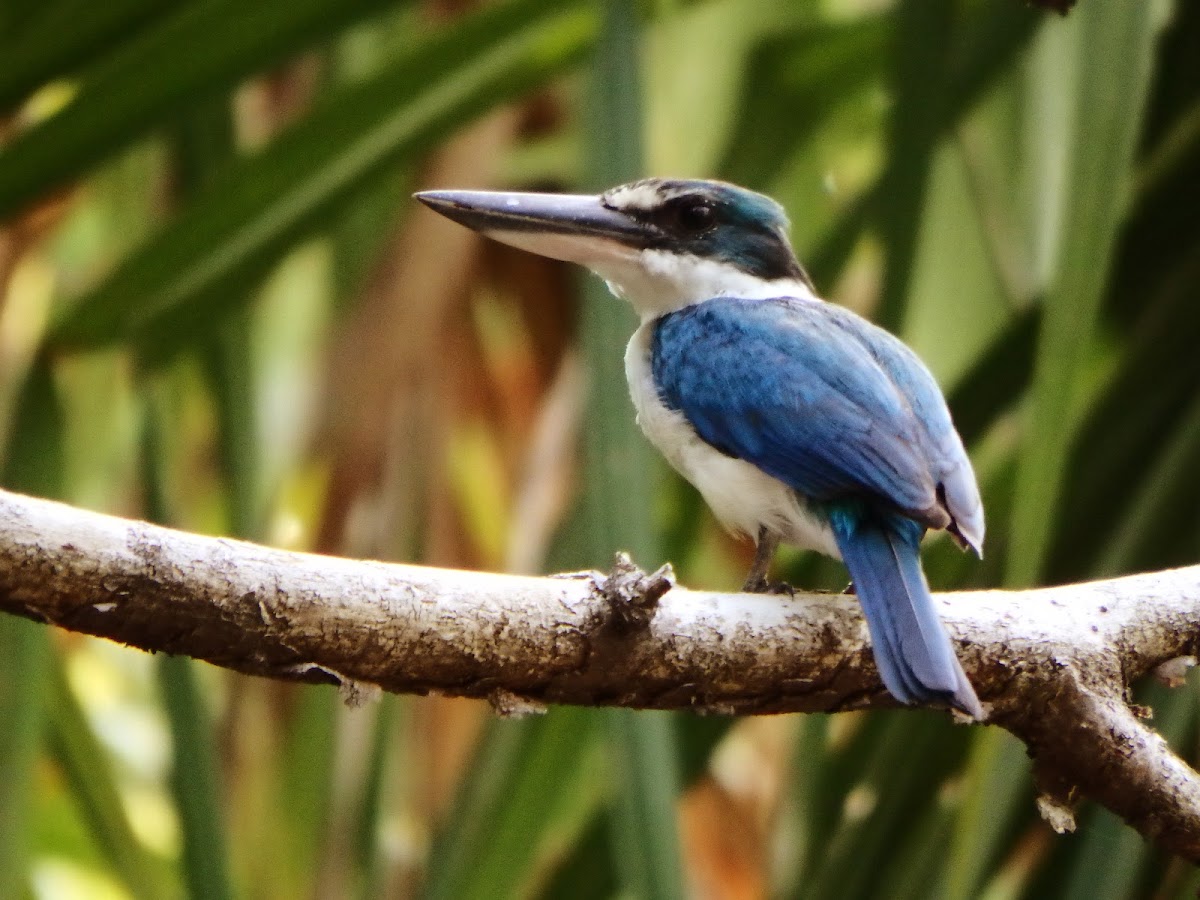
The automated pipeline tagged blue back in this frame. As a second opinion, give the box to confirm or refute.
[651,296,963,525]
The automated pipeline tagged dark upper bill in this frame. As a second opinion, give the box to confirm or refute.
[414,189,650,266]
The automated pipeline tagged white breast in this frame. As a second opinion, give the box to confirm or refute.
[623,323,841,559]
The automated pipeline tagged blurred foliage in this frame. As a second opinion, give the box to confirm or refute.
[0,0,1197,897]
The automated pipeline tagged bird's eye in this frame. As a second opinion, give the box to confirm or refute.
[674,201,715,234]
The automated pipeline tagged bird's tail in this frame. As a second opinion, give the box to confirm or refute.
[830,512,982,719]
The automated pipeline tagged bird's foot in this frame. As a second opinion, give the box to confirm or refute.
[742,574,767,594]
[741,576,795,596]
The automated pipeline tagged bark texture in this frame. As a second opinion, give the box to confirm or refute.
[1,489,1198,858]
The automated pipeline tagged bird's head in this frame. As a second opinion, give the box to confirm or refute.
[415,178,815,319]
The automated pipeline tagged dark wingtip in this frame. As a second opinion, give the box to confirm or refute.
[952,683,985,721]
[947,520,984,559]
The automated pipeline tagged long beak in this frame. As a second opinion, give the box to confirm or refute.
[414,189,650,266]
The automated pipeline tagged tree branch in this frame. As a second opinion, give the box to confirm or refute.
[1,488,1198,858]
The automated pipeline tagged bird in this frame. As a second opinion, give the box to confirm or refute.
[415,178,985,719]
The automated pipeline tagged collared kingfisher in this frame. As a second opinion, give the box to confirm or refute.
[416,178,984,719]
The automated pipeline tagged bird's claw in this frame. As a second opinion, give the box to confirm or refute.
[741,577,795,596]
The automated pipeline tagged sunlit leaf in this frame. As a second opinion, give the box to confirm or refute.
[49,0,595,354]
[46,660,174,899]
[876,1,1040,331]
[0,0,408,216]
[157,655,235,900]
[1048,260,1200,581]
[422,710,601,900]
[718,17,887,188]
[0,356,64,898]
[939,731,1030,900]
[0,615,49,900]
[0,0,184,112]
[140,382,237,900]
[1006,1,1166,588]
[797,714,970,900]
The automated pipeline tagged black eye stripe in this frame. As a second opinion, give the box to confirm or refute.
[654,196,717,234]
[600,178,811,285]
[676,201,715,232]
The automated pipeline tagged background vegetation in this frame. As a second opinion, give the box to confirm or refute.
[1,0,1197,896]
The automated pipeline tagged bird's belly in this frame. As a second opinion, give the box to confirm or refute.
[624,324,840,559]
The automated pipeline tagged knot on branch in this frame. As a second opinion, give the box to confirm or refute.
[284,662,381,708]
[1034,759,1082,834]
[1155,656,1197,688]
[594,552,674,634]
[488,688,548,719]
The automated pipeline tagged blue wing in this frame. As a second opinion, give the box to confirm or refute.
[823,303,984,549]
[651,296,967,529]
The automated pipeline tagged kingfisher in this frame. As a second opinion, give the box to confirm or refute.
[416,178,984,719]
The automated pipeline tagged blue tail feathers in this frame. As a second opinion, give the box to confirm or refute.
[829,508,982,718]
